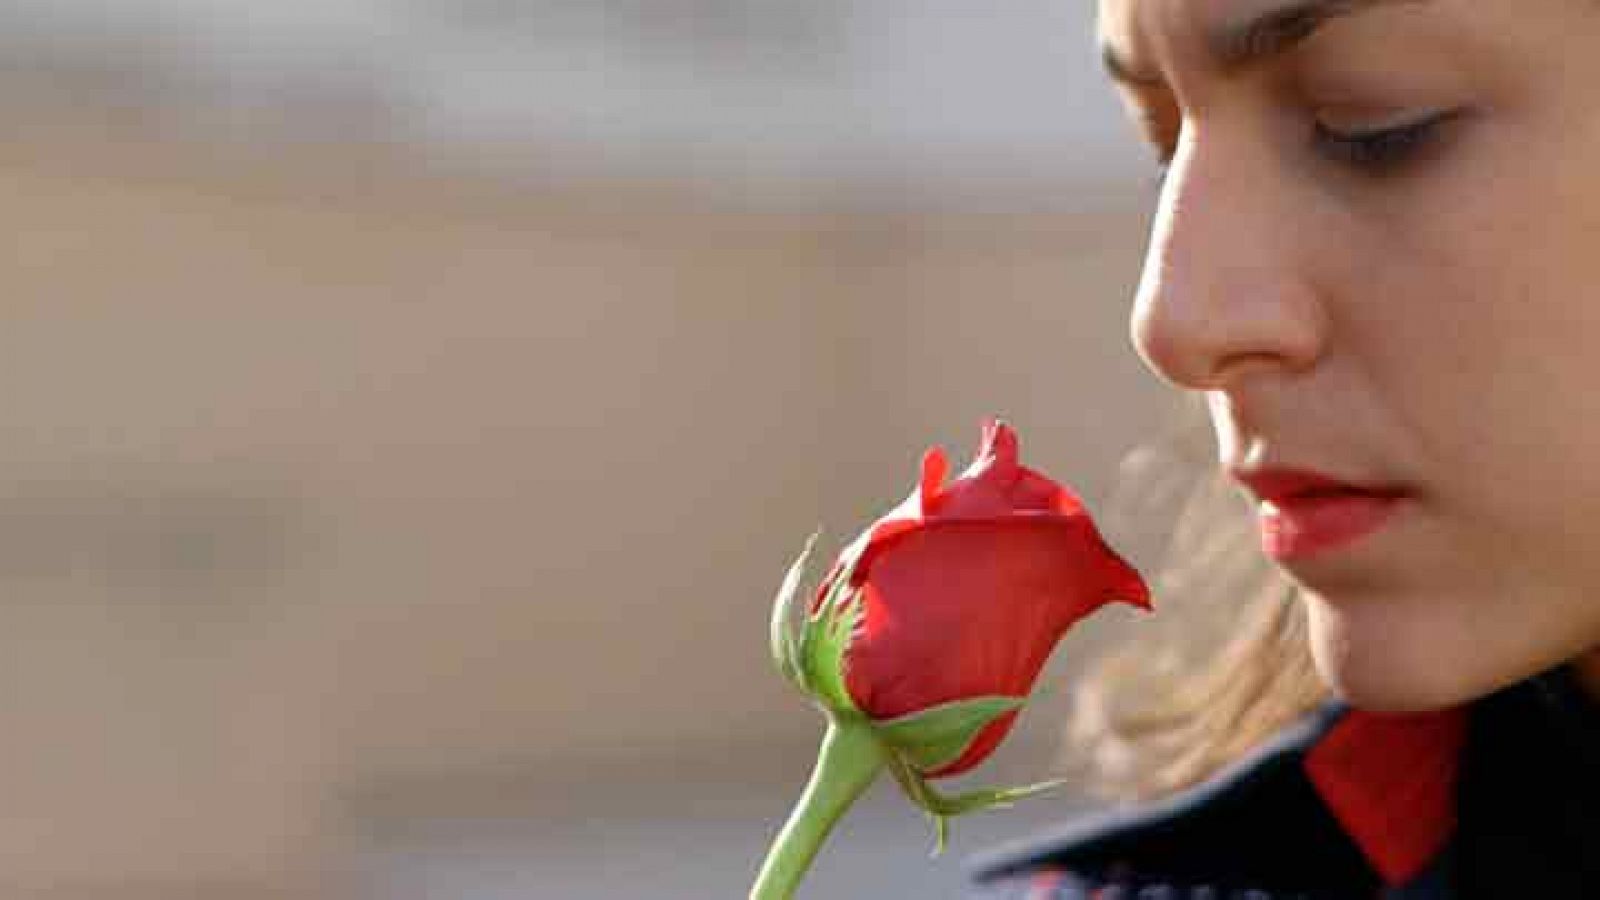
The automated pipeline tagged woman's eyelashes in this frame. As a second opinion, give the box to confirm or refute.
[1144,107,1462,192]
[1311,108,1462,174]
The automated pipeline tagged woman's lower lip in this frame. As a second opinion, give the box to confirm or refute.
[1257,492,1406,561]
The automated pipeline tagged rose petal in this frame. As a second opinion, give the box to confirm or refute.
[843,518,1130,775]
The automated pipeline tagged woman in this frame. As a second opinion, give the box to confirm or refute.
[968,2,1600,897]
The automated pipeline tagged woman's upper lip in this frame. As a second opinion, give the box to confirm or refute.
[1229,465,1410,505]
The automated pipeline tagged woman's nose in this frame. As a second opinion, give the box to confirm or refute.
[1129,136,1328,392]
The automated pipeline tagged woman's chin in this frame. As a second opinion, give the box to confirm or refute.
[1301,587,1478,712]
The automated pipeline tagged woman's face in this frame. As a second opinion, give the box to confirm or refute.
[1098,0,1600,709]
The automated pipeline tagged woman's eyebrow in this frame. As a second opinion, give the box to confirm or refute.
[1100,0,1430,85]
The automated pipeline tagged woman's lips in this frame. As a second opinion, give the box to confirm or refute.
[1256,489,1407,561]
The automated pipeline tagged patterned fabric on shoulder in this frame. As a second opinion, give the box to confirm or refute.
[973,861,1346,898]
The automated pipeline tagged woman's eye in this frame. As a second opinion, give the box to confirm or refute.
[1141,107,1462,193]
[1312,109,1460,174]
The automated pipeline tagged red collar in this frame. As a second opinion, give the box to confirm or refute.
[1303,705,1469,885]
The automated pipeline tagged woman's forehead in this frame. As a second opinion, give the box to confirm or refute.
[1097,0,1446,68]
[1096,0,1207,60]
[1100,0,1293,27]
[1098,0,1274,45]
[1099,0,1227,30]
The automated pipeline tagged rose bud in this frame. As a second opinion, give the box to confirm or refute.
[750,418,1151,900]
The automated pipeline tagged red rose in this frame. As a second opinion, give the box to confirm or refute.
[753,419,1152,900]
[818,418,1152,776]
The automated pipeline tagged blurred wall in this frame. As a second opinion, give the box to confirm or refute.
[0,132,1170,897]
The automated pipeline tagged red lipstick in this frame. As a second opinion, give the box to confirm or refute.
[1232,467,1408,561]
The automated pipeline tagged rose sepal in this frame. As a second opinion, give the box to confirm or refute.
[872,695,1027,772]
[780,533,867,718]
[881,736,1071,856]
[869,693,1069,854]
[769,530,819,693]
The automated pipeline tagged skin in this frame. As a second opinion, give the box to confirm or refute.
[1095,0,1600,710]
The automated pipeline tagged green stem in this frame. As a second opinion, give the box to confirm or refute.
[749,717,886,900]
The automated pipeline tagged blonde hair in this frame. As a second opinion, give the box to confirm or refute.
[1059,393,1333,806]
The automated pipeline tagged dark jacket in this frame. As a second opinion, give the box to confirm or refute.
[965,661,1600,899]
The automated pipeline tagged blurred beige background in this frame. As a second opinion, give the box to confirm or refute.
[0,3,1184,898]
